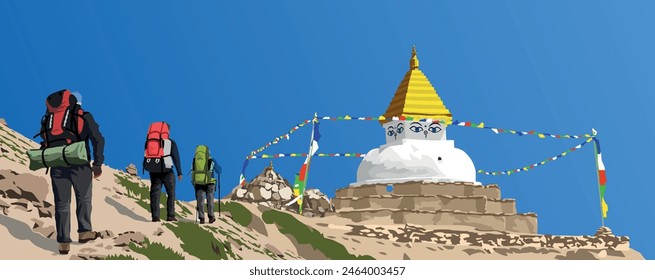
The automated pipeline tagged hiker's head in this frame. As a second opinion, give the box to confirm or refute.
[71,91,82,105]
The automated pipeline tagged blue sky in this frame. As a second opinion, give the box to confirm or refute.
[1,0,654,258]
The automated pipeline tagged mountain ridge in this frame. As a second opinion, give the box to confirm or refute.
[0,118,644,260]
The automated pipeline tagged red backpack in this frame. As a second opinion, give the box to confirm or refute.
[143,122,173,173]
[35,89,85,148]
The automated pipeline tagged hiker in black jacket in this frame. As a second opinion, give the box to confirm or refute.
[148,137,183,222]
[39,90,105,255]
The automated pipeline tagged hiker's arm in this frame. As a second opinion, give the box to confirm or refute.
[85,113,105,166]
[171,140,183,176]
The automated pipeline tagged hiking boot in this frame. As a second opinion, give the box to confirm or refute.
[166,216,177,222]
[198,219,205,224]
[152,217,161,222]
[208,217,216,224]
[78,231,99,243]
[59,243,70,255]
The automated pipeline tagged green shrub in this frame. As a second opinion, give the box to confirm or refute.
[262,210,374,260]
[103,254,136,260]
[128,237,185,260]
[117,174,176,218]
[216,201,252,227]
[164,222,239,260]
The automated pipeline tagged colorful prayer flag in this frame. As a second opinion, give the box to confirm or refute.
[594,138,608,219]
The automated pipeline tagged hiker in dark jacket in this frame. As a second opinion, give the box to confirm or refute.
[148,137,183,222]
[39,90,105,255]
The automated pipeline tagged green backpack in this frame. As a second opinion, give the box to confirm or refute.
[192,145,216,185]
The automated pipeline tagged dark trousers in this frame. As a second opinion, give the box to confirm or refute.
[150,172,176,219]
[50,164,93,243]
[194,184,215,221]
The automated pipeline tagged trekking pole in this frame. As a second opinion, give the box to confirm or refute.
[217,182,221,218]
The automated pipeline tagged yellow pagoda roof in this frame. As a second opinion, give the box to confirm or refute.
[381,46,452,124]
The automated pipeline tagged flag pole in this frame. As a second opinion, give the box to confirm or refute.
[298,112,318,214]
[591,128,605,227]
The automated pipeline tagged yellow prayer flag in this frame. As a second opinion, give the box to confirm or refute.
[601,198,609,218]
[344,115,352,120]
[477,122,485,128]
[538,134,545,138]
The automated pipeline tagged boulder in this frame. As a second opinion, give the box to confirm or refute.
[251,186,263,200]
[0,170,49,205]
[278,187,293,200]
[235,188,247,199]
[114,231,147,247]
[260,188,272,200]
[125,164,138,176]
[36,205,54,218]
[98,230,115,239]
[31,218,44,229]
[301,189,334,217]
[11,198,31,212]
[0,197,10,210]
[13,173,50,203]
[34,225,56,239]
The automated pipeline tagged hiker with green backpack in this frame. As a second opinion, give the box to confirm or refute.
[191,145,221,224]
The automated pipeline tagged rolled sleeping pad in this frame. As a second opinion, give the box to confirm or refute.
[26,141,89,171]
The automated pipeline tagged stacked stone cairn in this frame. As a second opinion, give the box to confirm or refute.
[231,162,334,217]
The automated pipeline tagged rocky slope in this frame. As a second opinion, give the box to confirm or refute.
[0,118,645,260]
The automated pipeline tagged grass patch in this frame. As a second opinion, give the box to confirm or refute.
[262,210,374,260]
[115,174,149,200]
[177,201,193,217]
[164,221,239,260]
[103,254,136,260]
[0,137,28,162]
[1,154,17,163]
[116,174,178,218]
[216,201,252,227]
[205,226,219,233]
[0,135,27,156]
[128,237,185,260]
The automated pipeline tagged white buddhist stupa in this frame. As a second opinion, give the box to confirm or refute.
[355,46,476,185]
[334,47,536,233]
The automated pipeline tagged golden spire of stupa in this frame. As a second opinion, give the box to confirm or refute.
[381,46,452,124]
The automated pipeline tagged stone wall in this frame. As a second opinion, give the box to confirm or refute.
[334,181,536,233]
[345,224,630,252]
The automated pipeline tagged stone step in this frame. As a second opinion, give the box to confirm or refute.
[333,195,516,214]
[336,181,501,200]
[336,208,537,234]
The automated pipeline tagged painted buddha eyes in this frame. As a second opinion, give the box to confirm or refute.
[391,122,441,139]
[409,122,423,133]
[387,126,396,136]
[429,123,442,133]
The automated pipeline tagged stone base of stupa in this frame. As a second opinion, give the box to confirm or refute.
[333,181,538,234]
